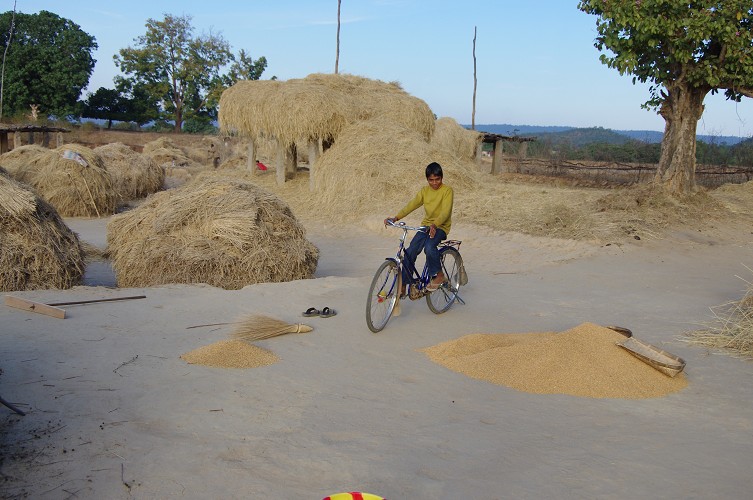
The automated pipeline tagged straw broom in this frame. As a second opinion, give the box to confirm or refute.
[231,314,313,341]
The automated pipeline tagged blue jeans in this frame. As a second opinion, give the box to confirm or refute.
[402,228,447,285]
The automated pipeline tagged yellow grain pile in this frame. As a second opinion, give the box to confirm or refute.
[181,340,279,368]
[94,142,164,202]
[0,170,84,291]
[219,73,435,146]
[107,172,319,289]
[421,323,688,399]
[18,144,116,217]
[0,144,49,184]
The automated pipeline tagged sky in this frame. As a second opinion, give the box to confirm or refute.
[17,0,753,137]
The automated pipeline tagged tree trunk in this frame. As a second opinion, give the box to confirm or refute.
[654,84,707,194]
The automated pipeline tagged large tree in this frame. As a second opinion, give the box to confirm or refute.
[114,13,266,133]
[0,10,96,118]
[578,1,753,194]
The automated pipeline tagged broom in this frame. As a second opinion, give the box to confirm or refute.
[230,314,313,341]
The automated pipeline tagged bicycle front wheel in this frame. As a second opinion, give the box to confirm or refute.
[427,247,462,314]
[366,259,400,332]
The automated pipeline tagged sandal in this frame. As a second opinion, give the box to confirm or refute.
[320,306,337,318]
[302,307,320,317]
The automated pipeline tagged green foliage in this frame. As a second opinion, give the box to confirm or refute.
[114,13,267,132]
[82,87,127,128]
[0,10,97,118]
[578,1,753,109]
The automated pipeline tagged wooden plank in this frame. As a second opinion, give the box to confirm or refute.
[47,295,146,307]
[4,296,66,319]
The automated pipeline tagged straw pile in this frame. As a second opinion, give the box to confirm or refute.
[0,144,49,184]
[107,172,319,289]
[181,340,279,368]
[683,270,753,358]
[219,73,435,146]
[142,137,195,168]
[9,144,116,217]
[421,323,688,399]
[94,142,164,202]
[0,170,84,291]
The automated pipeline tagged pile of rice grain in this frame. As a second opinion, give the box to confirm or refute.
[421,322,687,399]
[180,340,278,368]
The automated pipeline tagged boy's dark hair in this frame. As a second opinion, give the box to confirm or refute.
[425,162,443,178]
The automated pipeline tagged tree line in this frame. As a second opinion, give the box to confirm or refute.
[0,10,269,133]
[526,135,753,169]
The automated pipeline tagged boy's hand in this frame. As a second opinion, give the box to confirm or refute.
[384,217,396,226]
[429,224,437,238]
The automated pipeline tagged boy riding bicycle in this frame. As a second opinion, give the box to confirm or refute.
[384,162,453,295]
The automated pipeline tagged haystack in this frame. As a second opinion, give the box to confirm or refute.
[20,144,116,217]
[94,142,164,202]
[431,117,482,161]
[0,144,50,184]
[219,73,435,146]
[299,117,486,222]
[0,170,84,291]
[107,173,319,289]
[142,137,195,168]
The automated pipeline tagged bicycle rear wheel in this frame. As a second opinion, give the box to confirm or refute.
[366,260,400,332]
[426,247,462,314]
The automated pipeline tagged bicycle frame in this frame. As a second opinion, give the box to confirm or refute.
[387,221,462,298]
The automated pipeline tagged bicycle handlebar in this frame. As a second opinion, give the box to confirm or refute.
[385,220,428,232]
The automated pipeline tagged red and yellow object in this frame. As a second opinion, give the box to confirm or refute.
[323,493,385,500]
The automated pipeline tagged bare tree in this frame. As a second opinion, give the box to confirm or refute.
[335,0,341,74]
[0,0,17,120]
[472,26,477,130]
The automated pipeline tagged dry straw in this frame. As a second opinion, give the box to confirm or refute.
[683,267,753,359]
[94,142,164,202]
[107,172,319,289]
[20,144,116,217]
[0,170,84,291]
[231,314,313,341]
[421,322,688,399]
[0,144,49,184]
[219,73,435,146]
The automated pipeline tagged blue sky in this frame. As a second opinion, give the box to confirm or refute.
[19,0,753,137]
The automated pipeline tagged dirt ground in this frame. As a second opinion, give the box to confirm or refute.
[2,129,753,498]
[2,205,752,498]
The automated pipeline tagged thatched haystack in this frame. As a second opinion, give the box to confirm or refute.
[0,170,84,291]
[107,173,319,289]
[27,144,116,217]
[94,142,164,202]
[0,144,50,184]
[219,73,435,146]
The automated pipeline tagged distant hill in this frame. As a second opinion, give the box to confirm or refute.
[470,123,747,145]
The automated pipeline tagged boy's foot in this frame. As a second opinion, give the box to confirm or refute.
[427,273,445,292]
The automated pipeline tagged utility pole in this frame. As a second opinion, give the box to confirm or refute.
[335,0,341,74]
[472,26,477,131]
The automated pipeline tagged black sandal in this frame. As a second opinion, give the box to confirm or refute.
[302,307,320,317]
[320,307,337,318]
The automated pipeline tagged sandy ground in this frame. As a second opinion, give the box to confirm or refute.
[2,216,753,499]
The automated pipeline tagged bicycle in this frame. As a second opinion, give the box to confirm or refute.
[365,220,467,333]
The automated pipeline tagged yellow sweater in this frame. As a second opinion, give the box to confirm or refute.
[396,184,453,235]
